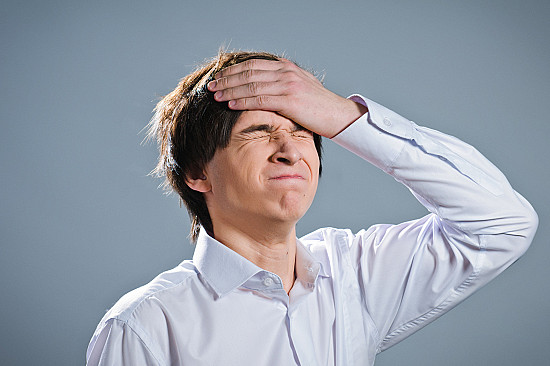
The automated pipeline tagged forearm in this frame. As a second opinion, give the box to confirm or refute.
[333,95,538,240]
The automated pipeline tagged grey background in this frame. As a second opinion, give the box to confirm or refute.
[1,0,548,365]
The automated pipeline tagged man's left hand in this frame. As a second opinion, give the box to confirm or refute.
[207,58,367,138]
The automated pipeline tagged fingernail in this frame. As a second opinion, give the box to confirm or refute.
[228,100,236,107]
[214,91,223,100]
[207,80,216,90]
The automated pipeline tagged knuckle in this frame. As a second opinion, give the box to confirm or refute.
[257,95,269,107]
[246,59,257,68]
[285,71,300,81]
[278,58,290,66]
[282,60,297,71]
[218,77,229,87]
[286,80,300,92]
[248,82,259,94]
[241,69,253,81]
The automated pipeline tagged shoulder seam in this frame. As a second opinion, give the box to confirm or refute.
[109,318,165,365]
[109,267,198,323]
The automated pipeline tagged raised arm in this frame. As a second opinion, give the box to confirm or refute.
[329,96,538,350]
[209,58,539,352]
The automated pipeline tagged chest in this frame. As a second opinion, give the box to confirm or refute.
[167,280,336,365]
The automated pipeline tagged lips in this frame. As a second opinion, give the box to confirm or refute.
[269,174,305,180]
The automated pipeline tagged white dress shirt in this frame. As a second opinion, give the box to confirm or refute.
[86,95,538,366]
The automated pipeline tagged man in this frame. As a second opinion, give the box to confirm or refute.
[87,51,538,365]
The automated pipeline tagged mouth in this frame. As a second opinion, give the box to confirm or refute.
[268,174,305,180]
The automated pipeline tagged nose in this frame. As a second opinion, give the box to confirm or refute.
[270,134,302,165]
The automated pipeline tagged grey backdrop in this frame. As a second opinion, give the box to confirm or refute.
[1,0,548,365]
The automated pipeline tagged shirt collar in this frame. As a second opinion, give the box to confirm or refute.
[295,237,330,284]
[193,229,329,298]
[193,229,263,298]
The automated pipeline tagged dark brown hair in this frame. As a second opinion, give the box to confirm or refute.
[147,50,322,242]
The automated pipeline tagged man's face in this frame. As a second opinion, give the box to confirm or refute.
[200,110,320,234]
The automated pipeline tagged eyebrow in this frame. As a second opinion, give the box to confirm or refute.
[237,123,308,135]
[238,124,274,134]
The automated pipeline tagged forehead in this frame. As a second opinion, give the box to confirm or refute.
[232,110,299,133]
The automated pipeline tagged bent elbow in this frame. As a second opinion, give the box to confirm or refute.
[519,202,538,253]
[480,203,537,279]
[503,198,538,260]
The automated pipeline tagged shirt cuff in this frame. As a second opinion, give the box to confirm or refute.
[331,94,412,172]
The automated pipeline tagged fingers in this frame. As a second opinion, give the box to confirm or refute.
[211,80,287,104]
[209,69,279,92]
[206,57,320,114]
[207,59,290,110]
[207,58,312,95]
[227,95,285,112]
[213,58,286,79]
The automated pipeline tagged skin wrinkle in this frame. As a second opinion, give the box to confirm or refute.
[198,110,319,293]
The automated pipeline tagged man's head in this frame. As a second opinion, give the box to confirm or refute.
[148,51,322,241]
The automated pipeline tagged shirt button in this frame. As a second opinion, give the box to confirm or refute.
[263,277,274,287]
[383,117,392,127]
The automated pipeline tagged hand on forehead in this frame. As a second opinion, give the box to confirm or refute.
[207,57,367,138]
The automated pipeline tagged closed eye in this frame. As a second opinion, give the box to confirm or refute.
[248,131,271,139]
[236,122,313,141]
[291,130,313,139]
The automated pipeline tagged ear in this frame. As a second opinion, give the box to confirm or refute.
[185,172,212,193]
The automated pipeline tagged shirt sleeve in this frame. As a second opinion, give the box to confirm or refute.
[86,318,161,366]
[331,95,538,352]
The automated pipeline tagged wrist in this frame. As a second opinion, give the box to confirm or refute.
[327,98,369,138]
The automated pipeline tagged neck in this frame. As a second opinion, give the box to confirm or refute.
[212,219,297,294]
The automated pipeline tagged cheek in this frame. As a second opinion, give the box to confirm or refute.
[305,147,321,176]
[307,155,320,197]
[213,156,264,196]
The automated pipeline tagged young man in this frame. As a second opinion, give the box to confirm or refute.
[87,51,538,365]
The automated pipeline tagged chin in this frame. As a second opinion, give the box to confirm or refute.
[276,196,313,220]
